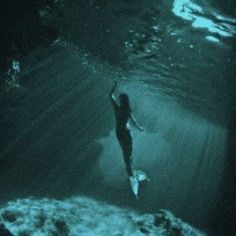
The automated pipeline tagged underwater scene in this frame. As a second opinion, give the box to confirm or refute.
[0,0,235,235]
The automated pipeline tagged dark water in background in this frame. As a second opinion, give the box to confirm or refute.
[0,0,235,235]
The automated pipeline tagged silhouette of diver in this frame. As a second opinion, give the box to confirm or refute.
[110,81,149,198]
[109,81,143,176]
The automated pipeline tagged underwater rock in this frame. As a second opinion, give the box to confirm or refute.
[0,196,206,236]
[0,223,13,236]
[2,210,19,223]
[136,210,203,236]
[53,219,70,236]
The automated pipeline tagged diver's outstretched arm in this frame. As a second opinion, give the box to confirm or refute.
[130,113,144,131]
[109,81,119,108]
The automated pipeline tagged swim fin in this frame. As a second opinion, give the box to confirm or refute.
[134,170,150,182]
[129,170,150,199]
[129,175,139,199]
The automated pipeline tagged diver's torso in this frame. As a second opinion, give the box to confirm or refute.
[115,109,130,129]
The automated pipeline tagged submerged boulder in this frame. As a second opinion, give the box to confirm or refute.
[0,223,13,236]
[0,195,206,236]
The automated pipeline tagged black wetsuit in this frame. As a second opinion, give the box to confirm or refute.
[112,100,133,176]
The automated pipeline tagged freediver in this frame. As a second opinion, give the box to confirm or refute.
[109,81,149,198]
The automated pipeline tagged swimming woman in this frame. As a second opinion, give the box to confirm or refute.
[109,81,149,197]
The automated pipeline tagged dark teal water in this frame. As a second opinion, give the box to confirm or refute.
[0,0,235,235]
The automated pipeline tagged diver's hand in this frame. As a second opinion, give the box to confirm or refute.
[110,80,118,95]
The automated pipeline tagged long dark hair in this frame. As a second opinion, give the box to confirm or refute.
[119,93,131,114]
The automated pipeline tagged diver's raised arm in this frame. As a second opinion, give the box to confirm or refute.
[109,81,117,97]
[109,81,119,107]
[130,113,144,131]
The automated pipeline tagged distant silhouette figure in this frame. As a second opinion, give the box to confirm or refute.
[109,81,143,177]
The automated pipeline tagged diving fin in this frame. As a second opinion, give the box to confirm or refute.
[134,170,150,182]
[129,170,150,199]
[129,175,139,199]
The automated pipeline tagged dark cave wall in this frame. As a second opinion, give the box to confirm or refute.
[0,0,58,72]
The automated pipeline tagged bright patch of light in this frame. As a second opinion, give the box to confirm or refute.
[172,0,236,38]
[213,13,236,24]
[192,16,233,37]
[205,36,220,43]
[172,0,203,21]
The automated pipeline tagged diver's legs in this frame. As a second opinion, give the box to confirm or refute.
[121,141,133,176]
[124,154,133,176]
[116,129,133,177]
[122,132,133,176]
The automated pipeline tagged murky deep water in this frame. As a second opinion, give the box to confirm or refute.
[0,0,235,235]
